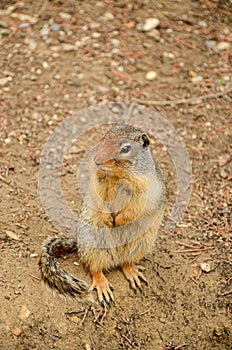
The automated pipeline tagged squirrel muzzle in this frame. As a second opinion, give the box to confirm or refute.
[94,139,116,166]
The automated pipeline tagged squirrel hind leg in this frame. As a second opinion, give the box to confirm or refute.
[121,264,148,291]
[89,272,114,305]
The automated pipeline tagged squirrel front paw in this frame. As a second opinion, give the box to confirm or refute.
[89,271,114,305]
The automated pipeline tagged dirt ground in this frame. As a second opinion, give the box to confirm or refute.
[0,1,231,349]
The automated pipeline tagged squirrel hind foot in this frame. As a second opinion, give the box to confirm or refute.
[89,272,115,305]
[121,264,148,291]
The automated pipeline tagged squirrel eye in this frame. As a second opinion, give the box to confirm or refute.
[142,134,150,148]
[120,145,131,154]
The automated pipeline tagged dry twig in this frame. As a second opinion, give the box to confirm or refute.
[0,175,10,185]
[121,334,133,348]
[189,276,199,285]
[218,290,232,296]
[27,273,40,281]
[35,0,48,17]
[134,87,232,106]
[79,307,89,326]
[91,303,108,326]
[174,247,214,253]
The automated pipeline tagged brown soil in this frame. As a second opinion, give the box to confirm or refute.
[0,1,231,349]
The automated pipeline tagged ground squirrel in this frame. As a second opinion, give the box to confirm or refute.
[39,124,166,304]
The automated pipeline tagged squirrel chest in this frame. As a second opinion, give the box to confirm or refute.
[94,169,148,228]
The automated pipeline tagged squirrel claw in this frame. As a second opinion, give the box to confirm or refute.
[90,272,115,305]
[121,264,148,291]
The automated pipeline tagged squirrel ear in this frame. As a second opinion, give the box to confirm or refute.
[142,134,150,148]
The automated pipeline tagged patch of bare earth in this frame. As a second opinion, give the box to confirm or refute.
[0,1,231,349]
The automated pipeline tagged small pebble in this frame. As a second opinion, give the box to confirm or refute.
[40,24,50,36]
[103,12,114,20]
[125,21,135,29]
[0,29,9,36]
[112,30,119,36]
[62,43,76,52]
[205,40,216,49]
[111,38,120,46]
[20,23,29,28]
[163,52,175,59]
[145,71,157,80]
[89,22,100,29]
[111,48,121,55]
[98,85,109,92]
[20,305,30,320]
[12,327,22,336]
[42,62,49,69]
[222,75,230,81]
[59,12,72,20]
[142,18,160,31]
[92,32,101,38]
[25,39,37,50]
[0,21,8,28]
[191,75,203,82]
[32,113,42,122]
[198,20,207,28]
[30,253,38,258]
[117,66,124,72]
[189,70,197,77]
[96,1,104,6]
[200,262,211,273]
[92,43,100,49]
[217,42,230,51]
[146,29,160,40]
[69,315,80,323]
[220,169,228,179]
[0,77,12,86]
[51,23,61,32]
[143,41,154,50]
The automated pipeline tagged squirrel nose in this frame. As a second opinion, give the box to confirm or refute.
[93,153,103,167]
[95,160,103,167]
[94,140,113,166]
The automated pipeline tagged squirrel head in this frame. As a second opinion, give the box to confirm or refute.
[93,124,152,176]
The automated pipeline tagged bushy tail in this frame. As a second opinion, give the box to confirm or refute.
[38,236,94,303]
